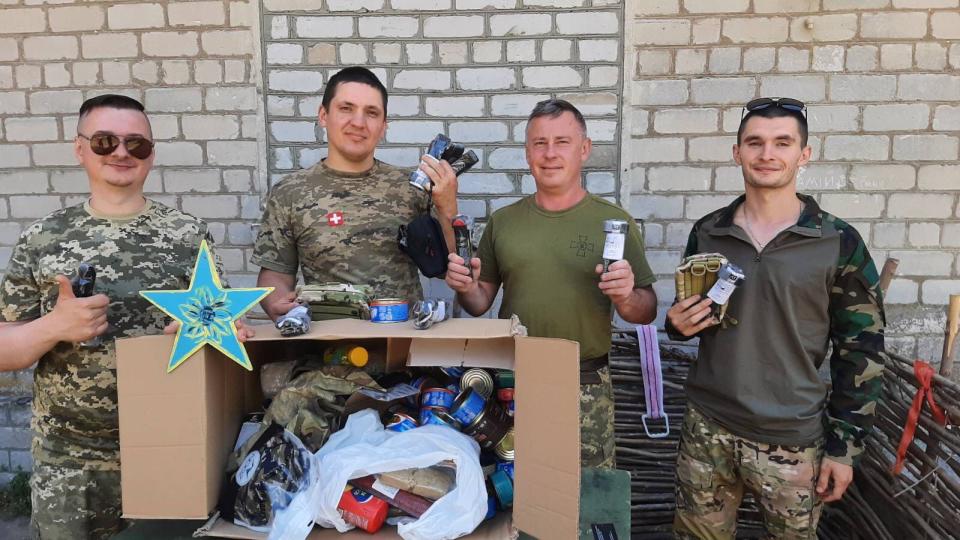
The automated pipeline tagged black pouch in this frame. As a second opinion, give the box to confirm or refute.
[398,191,449,278]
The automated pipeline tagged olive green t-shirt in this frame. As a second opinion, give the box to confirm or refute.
[477,194,655,359]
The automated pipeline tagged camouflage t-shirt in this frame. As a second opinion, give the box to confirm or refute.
[251,160,427,304]
[0,200,213,470]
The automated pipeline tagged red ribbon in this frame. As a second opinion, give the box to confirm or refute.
[892,360,948,475]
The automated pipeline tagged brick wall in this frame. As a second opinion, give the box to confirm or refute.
[623,1,960,363]
[0,0,262,478]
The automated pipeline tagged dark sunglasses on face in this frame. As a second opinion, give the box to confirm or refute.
[77,132,154,159]
[741,97,807,119]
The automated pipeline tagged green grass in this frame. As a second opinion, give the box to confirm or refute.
[0,471,30,518]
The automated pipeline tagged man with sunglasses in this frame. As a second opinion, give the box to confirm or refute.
[0,94,237,539]
[666,97,886,539]
[252,67,458,321]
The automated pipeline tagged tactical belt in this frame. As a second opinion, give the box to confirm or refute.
[580,354,609,385]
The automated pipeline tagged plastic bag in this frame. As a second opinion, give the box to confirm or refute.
[269,409,487,540]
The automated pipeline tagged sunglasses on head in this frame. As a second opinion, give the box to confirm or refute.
[77,132,154,159]
[741,97,807,119]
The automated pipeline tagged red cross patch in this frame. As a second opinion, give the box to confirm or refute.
[326,211,344,227]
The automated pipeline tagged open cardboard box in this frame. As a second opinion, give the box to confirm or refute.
[116,318,583,539]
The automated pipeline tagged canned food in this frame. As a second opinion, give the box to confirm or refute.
[385,413,418,432]
[370,298,409,323]
[450,387,487,425]
[461,368,494,399]
[494,370,515,389]
[440,366,465,379]
[421,387,456,409]
[406,376,438,407]
[420,406,460,429]
[489,469,513,509]
[506,400,514,417]
[494,428,515,461]
[462,398,511,451]
[496,387,514,402]
[496,461,515,481]
[446,382,461,395]
[338,485,388,533]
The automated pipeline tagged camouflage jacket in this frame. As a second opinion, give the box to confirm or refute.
[0,200,214,469]
[668,194,885,466]
[251,160,427,305]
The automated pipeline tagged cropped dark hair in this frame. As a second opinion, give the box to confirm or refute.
[321,66,388,116]
[528,99,587,136]
[78,94,146,119]
[738,107,808,147]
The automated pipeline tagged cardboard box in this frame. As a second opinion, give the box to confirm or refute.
[116,318,582,539]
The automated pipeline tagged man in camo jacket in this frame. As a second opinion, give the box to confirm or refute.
[666,98,886,539]
[252,67,459,320]
[0,95,243,539]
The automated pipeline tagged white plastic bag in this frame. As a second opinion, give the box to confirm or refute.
[269,409,487,540]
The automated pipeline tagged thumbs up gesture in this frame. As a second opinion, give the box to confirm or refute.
[50,275,110,343]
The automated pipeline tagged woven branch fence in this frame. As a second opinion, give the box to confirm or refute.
[610,332,959,540]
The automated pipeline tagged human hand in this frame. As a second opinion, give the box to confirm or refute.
[666,295,719,337]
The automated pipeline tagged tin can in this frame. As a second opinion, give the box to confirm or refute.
[484,494,497,520]
[461,368,494,399]
[489,469,514,509]
[406,376,438,407]
[450,387,487,425]
[420,406,461,429]
[440,366,465,379]
[445,382,461,395]
[494,428,515,461]
[462,398,511,451]
[506,400,514,417]
[370,298,409,323]
[338,485,388,533]
[496,461,515,481]
[385,413,418,432]
[496,387,514,402]
[494,370,514,389]
[421,387,456,409]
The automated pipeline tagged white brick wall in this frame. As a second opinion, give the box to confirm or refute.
[624,2,960,359]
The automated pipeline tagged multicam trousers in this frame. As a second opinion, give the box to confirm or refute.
[580,365,616,469]
[673,406,824,540]
[30,462,124,540]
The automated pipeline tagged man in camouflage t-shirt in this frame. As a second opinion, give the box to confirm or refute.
[252,67,459,319]
[0,95,229,539]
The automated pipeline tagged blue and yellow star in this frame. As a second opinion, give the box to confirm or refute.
[140,240,272,372]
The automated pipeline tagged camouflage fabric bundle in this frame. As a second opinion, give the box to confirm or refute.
[675,252,731,321]
[298,282,373,321]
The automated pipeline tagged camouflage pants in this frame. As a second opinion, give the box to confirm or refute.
[673,406,824,540]
[30,462,124,540]
[580,366,616,469]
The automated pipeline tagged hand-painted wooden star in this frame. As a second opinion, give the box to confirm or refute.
[140,240,272,372]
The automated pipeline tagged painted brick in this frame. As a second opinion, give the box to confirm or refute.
[579,39,618,63]
[754,0,821,11]
[182,116,241,140]
[263,0,326,9]
[456,0,516,7]
[458,173,514,194]
[630,80,688,105]
[506,40,535,62]
[202,30,253,55]
[863,104,930,132]
[778,47,810,72]
[886,279,919,304]
[830,75,896,102]
[0,38,17,62]
[296,17,354,38]
[587,120,617,142]
[789,14,858,42]
[0,171,47,194]
[690,78,755,105]
[107,3,165,30]
[543,39,572,62]
[370,42,400,64]
[145,88,202,113]
[586,172,615,194]
[488,147,527,169]
[684,0,749,12]
[556,12,618,35]
[945,223,960,247]
[629,194,684,220]
[795,164,846,191]
[812,46,845,72]
[909,222,940,248]
[685,194,736,218]
[628,138,685,163]
[385,95,419,117]
[861,12,929,39]
[819,193,886,218]
[636,50,672,75]
[208,141,258,166]
[653,108,718,134]
[224,60,247,82]
[723,17,788,43]
[888,251,954,277]
[267,43,303,65]
[932,12,960,39]
[688,136,735,162]
[142,32,200,57]
[82,33,139,59]
[456,68,514,91]
[634,0,680,14]
[589,66,619,87]
[206,87,257,111]
[648,166,711,191]
[268,96,295,117]
[163,169,221,193]
[406,43,434,64]
[340,43,368,64]
[271,16,289,39]
[923,281,960,305]
[692,18,721,44]
[49,6,105,32]
[10,196,61,218]
[161,60,191,85]
[182,195,239,219]
[385,120,445,143]
[490,14,552,37]
[5,117,58,142]
[824,135,889,161]
[915,42,947,70]
[522,66,581,89]
[306,43,336,65]
[881,44,913,71]
[29,90,83,114]
[425,96,484,117]
[327,0,384,9]
[708,48,741,74]
[743,47,775,73]
[888,193,954,218]
[43,63,70,88]
[898,74,960,101]
[850,164,916,191]
[846,45,878,72]
[472,41,502,63]
[168,1,225,26]
[423,16,483,38]
[271,121,316,143]
[918,164,960,190]
[394,70,451,91]
[893,135,958,161]
[154,142,203,166]
[438,42,468,65]
[807,105,859,132]
[269,70,324,92]
[0,9,46,35]
[16,65,41,89]
[491,93,549,116]
[632,20,690,46]
[874,222,906,248]
[393,0,450,7]
[359,17,419,38]
[760,75,825,102]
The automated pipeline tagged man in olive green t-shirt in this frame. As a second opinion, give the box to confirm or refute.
[445,99,657,468]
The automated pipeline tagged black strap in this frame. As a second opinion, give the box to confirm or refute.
[579,354,609,385]
[591,523,619,540]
